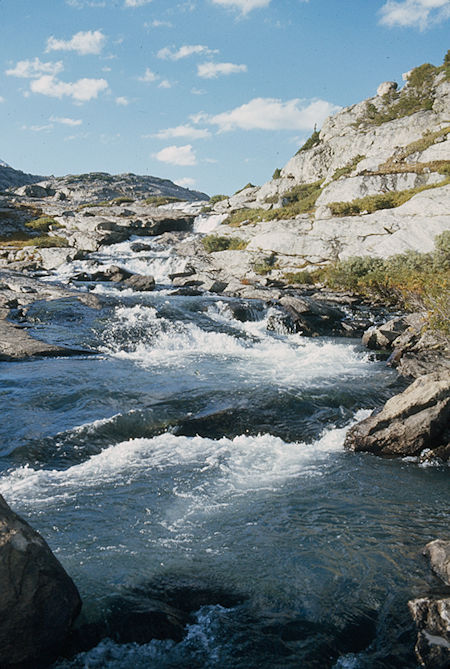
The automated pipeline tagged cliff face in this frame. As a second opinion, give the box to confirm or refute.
[209,61,449,271]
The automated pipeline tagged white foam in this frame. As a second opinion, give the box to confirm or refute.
[193,213,227,233]
[103,303,371,387]
[0,415,368,510]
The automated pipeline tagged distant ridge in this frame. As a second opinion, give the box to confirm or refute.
[0,163,46,192]
[0,159,10,168]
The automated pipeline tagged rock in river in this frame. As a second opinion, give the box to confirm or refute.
[0,494,81,669]
[344,372,450,459]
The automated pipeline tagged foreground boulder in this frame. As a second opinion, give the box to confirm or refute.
[409,540,450,668]
[0,494,81,668]
[344,373,450,459]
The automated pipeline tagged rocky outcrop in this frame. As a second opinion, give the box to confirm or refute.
[409,540,450,669]
[344,372,450,460]
[72,265,155,291]
[0,494,81,668]
[0,164,45,193]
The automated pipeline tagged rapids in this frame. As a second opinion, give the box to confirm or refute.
[0,234,447,668]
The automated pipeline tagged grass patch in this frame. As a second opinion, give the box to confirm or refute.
[282,270,315,285]
[223,208,266,227]
[209,194,228,205]
[331,155,365,181]
[112,196,134,204]
[329,176,450,216]
[25,216,60,232]
[144,196,184,206]
[272,168,282,180]
[318,232,450,334]
[23,235,69,248]
[202,235,248,253]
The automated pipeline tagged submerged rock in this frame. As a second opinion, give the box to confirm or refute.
[344,372,450,459]
[0,494,81,668]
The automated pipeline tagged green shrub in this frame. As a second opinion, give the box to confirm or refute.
[296,129,320,154]
[282,270,315,285]
[223,208,266,227]
[202,235,248,253]
[272,168,282,180]
[113,196,134,204]
[253,253,278,275]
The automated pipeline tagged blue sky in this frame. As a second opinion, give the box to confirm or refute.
[0,0,449,196]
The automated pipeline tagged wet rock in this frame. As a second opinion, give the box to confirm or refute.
[130,241,153,253]
[362,316,409,349]
[424,540,450,586]
[278,295,345,336]
[123,274,155,291]
[344,372,450,459]
[0,494,81,669]
[409,539,450,668]
[408,598,450,669]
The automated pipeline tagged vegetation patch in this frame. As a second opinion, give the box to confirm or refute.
[329,176,450,216]
[112,196,135,205]
[25,216,60,232]
[252,253,278,275]
[296,128,321,154]
[282,270,315,285]
[23,235,69,248]
[272,168,282,180]
[234,183,256,195]
[356,52,449,128]
[317,231,450,334]
[331,155,365,181]
[144,195,184,206]
[223,208,266,227]
[209,194,228,206]
[202,234,248,253]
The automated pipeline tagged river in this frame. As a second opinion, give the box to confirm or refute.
[0,229,447,668]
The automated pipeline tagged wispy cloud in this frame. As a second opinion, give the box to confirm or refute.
[138,68,159,82]
[124,0,153,6]
[116,96,130,105]
[157,44,218,60]
[145,19,173,28]
[6,58,64,78]
[211,0,271,15]
[50,115,83,126]
[30,75,108,102]
[151,124,211,140]
[0,96,4,103]
[195,97,340,132]
[175,177,196,187]
[154,144,197,165]
[197,62,247,78]
[46,30,106,55]
[379,0,450,29]
[22,123,54,132]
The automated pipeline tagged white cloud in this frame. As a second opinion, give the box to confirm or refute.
[50,115,83,126]
[145,19,173,28]
[197,61,247,78]
[22,123,54,132]
[152,124,211,140]
[125,0,152,5]
[0,96,4,103]
[175,177,196,187]
[211,0,271,14]
[199,97,340,132]
[157,44,218,60]
[158,79,172,88]
[6,58,64,78]
[138,68,158,82]
[46,30,106,55]
[30,75,108,102]
[379,0,450,29]
[116,96,130,105]
[154,144,197,166]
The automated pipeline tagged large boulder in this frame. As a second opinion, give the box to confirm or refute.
[0,494,81,668]
[344,372,450,459]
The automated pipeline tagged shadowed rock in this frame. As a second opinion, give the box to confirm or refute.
[0,494,81,669]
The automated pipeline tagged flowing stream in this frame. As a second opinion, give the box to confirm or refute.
[0,233,448,668]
